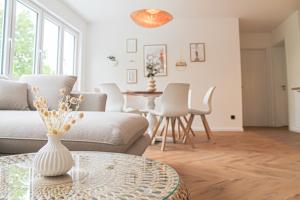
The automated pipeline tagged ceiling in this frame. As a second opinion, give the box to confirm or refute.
[60,0,300,32]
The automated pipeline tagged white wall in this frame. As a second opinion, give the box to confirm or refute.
[85,18,243,131]
[272,11,300,132]
[240,33,272,49]
[33,0,88,90]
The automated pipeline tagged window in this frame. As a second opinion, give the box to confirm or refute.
[0,0,79,79]
[63,30,76,75]
[0,0,5,74]
[12,1,38,78]
[41,18,59,75]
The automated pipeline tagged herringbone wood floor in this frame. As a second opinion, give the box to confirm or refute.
[144,127,300,200]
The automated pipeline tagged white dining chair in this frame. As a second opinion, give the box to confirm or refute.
[96,83,142,114]
[187,87,216,141]
[149,83,194,151]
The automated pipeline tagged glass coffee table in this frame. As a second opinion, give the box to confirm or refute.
[0,152,190,200]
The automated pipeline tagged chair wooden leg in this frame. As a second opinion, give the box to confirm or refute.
[182,115,194,144]
[171,117,176,144]
[184,116,196,137]
[161,117,170,151]
[177,119,181,139]
[151,116,163,144]
[201,114,212,140]
[178,117,195,148]
[158,126,165,136]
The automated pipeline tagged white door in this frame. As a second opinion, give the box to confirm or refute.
[272,46,289,127]
[241,49,269,127]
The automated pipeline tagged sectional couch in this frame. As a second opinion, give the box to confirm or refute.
[0,75,150,155]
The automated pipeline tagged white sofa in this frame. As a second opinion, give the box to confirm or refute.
[0,75,150,155]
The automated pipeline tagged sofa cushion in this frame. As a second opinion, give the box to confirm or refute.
[0,111,149,153]
[0,80,29,110]
[71,92,107,112]
[19,75,77,110]
[0,75,9,80]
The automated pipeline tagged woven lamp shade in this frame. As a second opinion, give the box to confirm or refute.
[130,9,173,28]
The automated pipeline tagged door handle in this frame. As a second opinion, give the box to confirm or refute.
[282,85,286,91]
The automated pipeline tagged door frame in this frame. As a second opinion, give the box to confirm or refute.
[241,48,274,127]
[270,41,289,127]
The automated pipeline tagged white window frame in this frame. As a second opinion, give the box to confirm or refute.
[0,0,7,74]
[0,0,80,77]
[9,0,40,77]
[40,13,62,75]
[2,0,13,75]
[62,26,78,75]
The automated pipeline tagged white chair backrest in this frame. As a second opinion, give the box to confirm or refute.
[160,83,190,116]
[98,83,124,112]
[202,86,216,114]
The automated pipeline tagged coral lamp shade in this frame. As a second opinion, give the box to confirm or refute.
[130,9,173,28]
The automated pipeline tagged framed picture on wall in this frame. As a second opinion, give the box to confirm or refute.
[126,39,137,53]
[144,44,167,76]
[127,69,137,84]
[190,43,205,62]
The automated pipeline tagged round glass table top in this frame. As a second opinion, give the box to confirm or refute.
[0,152,189,200]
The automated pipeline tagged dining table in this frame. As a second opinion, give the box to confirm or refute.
[123,91,163,136]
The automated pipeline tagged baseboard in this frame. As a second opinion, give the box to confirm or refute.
[160,126,244,132]
[192,127,244,132]
[289,126,300,133]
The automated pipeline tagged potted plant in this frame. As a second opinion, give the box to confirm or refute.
[107,55,118,67]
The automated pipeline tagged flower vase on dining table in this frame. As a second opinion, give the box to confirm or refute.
[146,58,159,93]
[147,77,156,92]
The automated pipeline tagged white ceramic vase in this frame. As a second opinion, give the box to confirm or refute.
[147,78,156,92]
[33,135,74,177]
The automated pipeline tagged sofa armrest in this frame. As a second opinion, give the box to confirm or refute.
[71,92,107,112]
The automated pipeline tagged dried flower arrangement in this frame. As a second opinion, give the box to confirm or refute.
[32,87,84,136]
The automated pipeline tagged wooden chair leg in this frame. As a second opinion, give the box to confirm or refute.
[151,116,163,144]
[182,115,194,144]
[177,119,181,139]
[184,116,196,137]
[178,117,195,148]
[159,126,165,136]
[171,117,176,144]
[201,114,212,140]
[161,117,170,151]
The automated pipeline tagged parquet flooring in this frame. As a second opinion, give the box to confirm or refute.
[144,127,300,200]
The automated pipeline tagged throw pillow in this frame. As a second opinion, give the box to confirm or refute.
[0,79,29,110]
[19,75,77,110]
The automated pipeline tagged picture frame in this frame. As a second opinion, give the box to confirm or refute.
[126,38,137,53]
[144,44,167,77]
[127,69,137,84]
[190,43,205,62]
